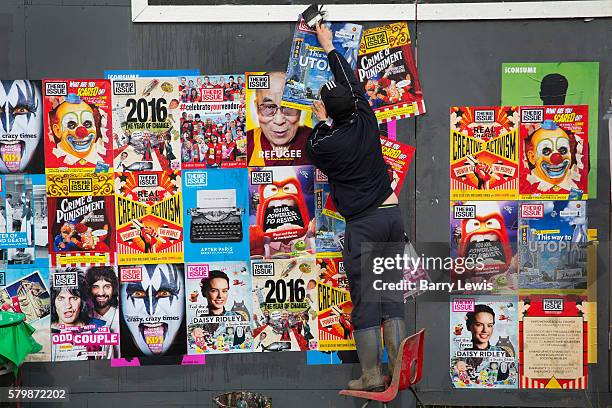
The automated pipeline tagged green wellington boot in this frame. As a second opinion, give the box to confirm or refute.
[383,318,407,378]
[347,326,386,391]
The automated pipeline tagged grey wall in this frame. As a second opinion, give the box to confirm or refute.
[0,1,610,407]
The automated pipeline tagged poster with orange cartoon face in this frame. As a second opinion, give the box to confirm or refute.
[42,79,113,174]
[248,166,315,259]
[519,105,588,200]
[115,170,183,265]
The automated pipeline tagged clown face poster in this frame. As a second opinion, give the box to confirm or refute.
[119,264,186,358]
[316,258,355,351]
[179,74,247,169]
[42,79,112,174]
[0,80,45,174]
[519,105,588,200]
[251,258,318,352]
[518,201,588,291]
[47,196,115,268]
[248,166,315,259]
[357,21,425,122]
[115,170,183,265]
[0,174,48,270]
[501,62,599,197]
[111,78,181,172]
[0,268,51,361]
[519,294,588,389]
[314,169,345,258]
[50,267,120,361]
[185,261,253,354]
[245,72,312,167]
[450,106,519,200]
[449,296,518,389]
[450,201,518,293]
[183,168,249,263]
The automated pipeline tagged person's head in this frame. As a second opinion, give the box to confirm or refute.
[51,268,88,325]
[466,304,495,349]
[188,114,193,121]
[225,113,231,121]
[194,113,201,121]
[201,270,230,315]
[319,80,355,122]
[211,134,218,144]
[524,120,576,185]
[190,88,198,98]
[188,79,194,87]
[229,76,235,84]
[540,73,568,105]
[120,151,128,160]
[180,77,186,85]
[204,76,210,83]
[254,72,301,147]
[225,132,232,142]
[85,266,118,311]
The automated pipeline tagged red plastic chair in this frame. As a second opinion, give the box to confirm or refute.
[339,329,425,408]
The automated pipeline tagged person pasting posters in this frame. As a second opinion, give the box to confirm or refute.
[305,22,407,392]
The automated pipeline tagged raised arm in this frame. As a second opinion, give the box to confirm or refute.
[316,23,365,98]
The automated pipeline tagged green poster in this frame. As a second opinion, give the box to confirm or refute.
[501,62,599,197]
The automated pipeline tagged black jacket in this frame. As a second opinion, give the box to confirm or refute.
[306,50,392,221]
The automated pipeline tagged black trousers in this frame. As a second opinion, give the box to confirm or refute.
[343,206,405,331]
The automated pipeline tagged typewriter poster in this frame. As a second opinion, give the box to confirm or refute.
[251,258,318,352]
[183,168,249,263]
[43,79,113,174]
[316,258,355,351]
[0,268,51,361]
[450,106,519,201]
[115,170,183,265]
[111,77,181,172]
[179,75,247,169]
[519,105,588,200]
[519,294,588,389]
[450,201,518,293]
[0,80,46,174]
[50,266,120,361]
[185,261,253,354]
[0,174,48,269]
[518,201,588,291]
[449,296,518,389]
[249,165,315,259]
[119,264,187,358]
[47,195,115,268]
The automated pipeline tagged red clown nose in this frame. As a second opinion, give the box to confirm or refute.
[550,152,563,165]
[75,126,89,138]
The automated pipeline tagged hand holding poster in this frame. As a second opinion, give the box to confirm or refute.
[281,18,362,112]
